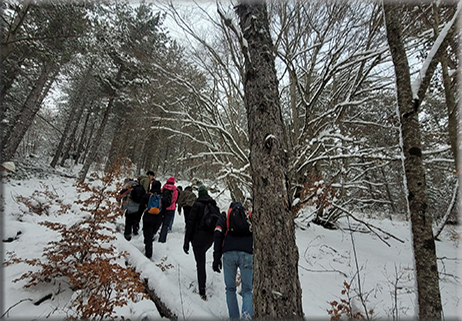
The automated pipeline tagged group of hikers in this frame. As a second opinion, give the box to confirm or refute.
[117,171,254,320]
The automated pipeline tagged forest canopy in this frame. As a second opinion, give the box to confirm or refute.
[1,0,459,226]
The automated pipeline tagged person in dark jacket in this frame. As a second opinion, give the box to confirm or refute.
[183,185,217,300]
[213,201,253,319]
[138,180,163,259]
[177,186,197,229]
[146,171,155,193]
[117,180,143,241]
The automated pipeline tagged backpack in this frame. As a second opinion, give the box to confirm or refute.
[147,194,162,215]
[161,188,173,210]
[227,203,252,236]
[130,184,145,203]
[200,202,220,233]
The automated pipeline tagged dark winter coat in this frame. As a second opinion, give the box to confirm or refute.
[213,203,253,258]
[184,194,217,247]
[118,184,141,214]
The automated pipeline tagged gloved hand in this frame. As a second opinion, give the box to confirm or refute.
[213,258,222,273]
[213,251,222,272]
[183,242,189,255]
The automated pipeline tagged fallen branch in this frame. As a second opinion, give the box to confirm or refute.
[1,298,33,318]
[143,278,178,320]
[332,203,405,246]
[434,179,458,240]
[299,264,348,278]
[34,293,53,306]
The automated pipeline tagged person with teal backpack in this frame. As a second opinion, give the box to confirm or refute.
[138,180,163,260]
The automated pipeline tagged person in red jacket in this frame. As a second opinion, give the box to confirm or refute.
[158,176,178,243]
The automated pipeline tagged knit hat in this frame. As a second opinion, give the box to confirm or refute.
[198,185,208,197]
[167,176,175,185]
[2,162,15,172]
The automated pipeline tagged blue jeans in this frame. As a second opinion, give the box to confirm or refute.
[223,251,253,319]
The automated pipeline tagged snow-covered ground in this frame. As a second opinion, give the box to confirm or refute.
[1,163,461,320]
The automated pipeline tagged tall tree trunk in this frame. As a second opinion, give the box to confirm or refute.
[1,1,31,63]
[79,118,96,165]
[431,3,459,172]
[2,60,58,161]
[74,106,92,165]
[236,1,304,319]
[50,101,81,168]
[105,115,127,171]
[59,98,86,167]
[78,67,123,182]
[384,3,442,319]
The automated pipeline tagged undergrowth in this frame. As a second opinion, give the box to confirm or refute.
[4,160,147,320]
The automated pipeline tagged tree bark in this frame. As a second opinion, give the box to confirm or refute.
[383,3,442,320]
[236,1,304,319]
[1,1,31,63]
[78,67,123,182]
[2,60,58,161]
[432,3,459,172]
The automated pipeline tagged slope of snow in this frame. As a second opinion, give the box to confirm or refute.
[1,168,460,320]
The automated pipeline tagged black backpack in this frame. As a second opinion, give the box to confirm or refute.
[130,184,145,203]
[200,203,220,233]
[227,203,252,236]
[161,188,173,210]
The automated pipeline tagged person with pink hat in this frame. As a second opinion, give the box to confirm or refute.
[158,176,178,243]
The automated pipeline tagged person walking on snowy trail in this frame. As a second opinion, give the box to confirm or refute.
[168,185,182,232]
[213,201,253,319]
[138,172,150,192]
[158,176,178,242]
[117,179,145,241]
[183,185,219,300]
[144,170,156,193]
[177,185,197,229]
[138,180,163,259]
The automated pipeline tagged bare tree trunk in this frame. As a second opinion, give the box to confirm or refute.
[236,1,304,319]
[1,1,31,63]
[2,60,58,161]
[74,106,92,164]
[78,67,123,182]
[384,3,442,319]
[59,98,86,167]
[79,119,96,165]
[432,3,459,172]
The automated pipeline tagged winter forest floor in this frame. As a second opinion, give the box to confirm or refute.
[1,158,461,320]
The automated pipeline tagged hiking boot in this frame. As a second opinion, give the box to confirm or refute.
[200,294,207,301]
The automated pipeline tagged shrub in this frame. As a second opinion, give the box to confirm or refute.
[5,161,147,320]
[328,281,374,321]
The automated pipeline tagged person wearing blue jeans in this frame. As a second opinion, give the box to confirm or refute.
[223,251,253,319]
[213,202,253,319]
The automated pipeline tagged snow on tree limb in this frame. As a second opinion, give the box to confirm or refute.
[411,1,461,100]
